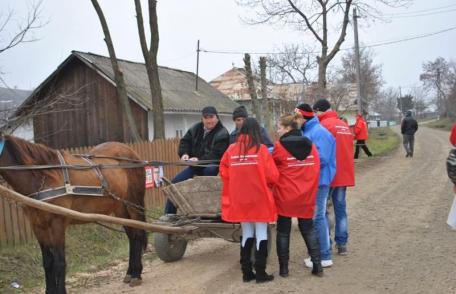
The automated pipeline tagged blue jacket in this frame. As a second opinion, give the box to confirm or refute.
[301,116,336,186]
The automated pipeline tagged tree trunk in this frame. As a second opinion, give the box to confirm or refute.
[259,57,272,132]
[91,0,142,142]
[134,0,165,140]
[244,53,262,125]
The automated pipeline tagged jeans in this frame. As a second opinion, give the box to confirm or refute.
[329,187,348,246]
[313,185,332,260]
[164,166,219,214]
[402,134,415,156]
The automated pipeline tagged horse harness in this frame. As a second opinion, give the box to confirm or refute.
[29,151,109,201]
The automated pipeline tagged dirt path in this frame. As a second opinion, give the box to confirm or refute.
[78,126,456,294]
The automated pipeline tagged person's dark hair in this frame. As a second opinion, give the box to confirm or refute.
[312,99,331,112]
[237,117,262,155]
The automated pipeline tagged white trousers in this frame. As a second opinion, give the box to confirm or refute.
[241,222,268,249]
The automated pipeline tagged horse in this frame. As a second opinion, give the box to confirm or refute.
[0,135,147,293]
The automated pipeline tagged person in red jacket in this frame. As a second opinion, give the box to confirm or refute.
[313,99,355,256]
[354,113,373,159]
[272,114,324,278]
[450,123,456,147]
[220,117,279,283]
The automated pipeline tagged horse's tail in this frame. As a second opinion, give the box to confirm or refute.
[126,162,148,252]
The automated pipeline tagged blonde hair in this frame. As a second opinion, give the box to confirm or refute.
[279,113,301,130]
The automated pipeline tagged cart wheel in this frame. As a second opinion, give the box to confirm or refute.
[154,233,188,262]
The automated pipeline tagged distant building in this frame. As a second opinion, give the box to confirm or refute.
[14,51,239,148]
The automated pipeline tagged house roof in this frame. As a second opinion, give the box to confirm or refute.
[19,51,239,115]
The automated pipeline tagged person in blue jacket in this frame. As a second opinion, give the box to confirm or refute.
[295,103,336,268]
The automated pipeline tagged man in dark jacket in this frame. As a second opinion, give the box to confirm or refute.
[401,110,418,158]
[163,106,230,215]
[229,105,274,149]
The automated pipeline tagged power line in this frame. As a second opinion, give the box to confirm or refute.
[387,8,456,18]
[200,25,456,56]
[384,3,456,16]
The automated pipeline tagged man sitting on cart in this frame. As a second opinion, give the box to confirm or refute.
[161,106,230,220]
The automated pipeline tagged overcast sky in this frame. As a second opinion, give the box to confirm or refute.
[1,0,455,95]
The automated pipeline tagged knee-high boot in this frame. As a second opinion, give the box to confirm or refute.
[276,232,289,277]
[240,237,255,282]
[255,240,274,283]
[298,220,324,277]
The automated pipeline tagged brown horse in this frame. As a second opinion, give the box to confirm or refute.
[0,135,147,294]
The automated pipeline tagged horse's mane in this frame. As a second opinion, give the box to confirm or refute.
[5,135,59,166]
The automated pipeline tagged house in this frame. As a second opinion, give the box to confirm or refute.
[0,87,34,140]
[14,51,239,149]
[210,67,295,126]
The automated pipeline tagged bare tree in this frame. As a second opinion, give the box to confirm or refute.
[0,1,45,55]
[91,0,142,142]
[420,57,456,118]
[244,53,262,125]
[267,44,316,84]
[237,0,411,90]
[336,47,384,113]
[134,0,165,139]
[259,56,273,131]
[371,88,399,121]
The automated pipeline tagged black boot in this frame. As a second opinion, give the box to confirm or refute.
[240,237,255,282]
[298,219,323,277]
[255,240,274,283]
[276,232,289,277]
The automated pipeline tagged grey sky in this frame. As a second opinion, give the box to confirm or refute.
[1,0,455,96]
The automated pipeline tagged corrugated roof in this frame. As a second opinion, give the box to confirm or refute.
[73,51,239,114]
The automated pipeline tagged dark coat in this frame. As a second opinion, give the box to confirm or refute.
[178,121,229,161]
[229,127,274,148]
[401,116,418,135]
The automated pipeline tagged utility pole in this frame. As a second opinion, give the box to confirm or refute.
[436,67,441,117]
[196,39,200,91]
[399,86,404,115]
[353,8,362,115]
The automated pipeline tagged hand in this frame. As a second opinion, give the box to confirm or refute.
[181,154,189,161]
[188,157,198,161]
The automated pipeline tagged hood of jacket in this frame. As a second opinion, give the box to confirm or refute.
[279,129,312,161]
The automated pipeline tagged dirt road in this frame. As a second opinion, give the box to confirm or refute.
[79,126,456,294]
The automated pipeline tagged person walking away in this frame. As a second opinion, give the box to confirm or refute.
[220,117,279,283]
[354,113,373,159]
[449,122,456,193]
[313,99,355,257]
[162,106,229,219]
[229,105,274,150]
[272,114,323,278]
[295,104,336,269]
[401,110,418,158]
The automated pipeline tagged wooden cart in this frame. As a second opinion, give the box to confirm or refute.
[154,176,271,262]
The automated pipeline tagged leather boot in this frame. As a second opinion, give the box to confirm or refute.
[276,232,289,277]
[255,240,274,283]
[298,220,323,277]
[240,237,255,282]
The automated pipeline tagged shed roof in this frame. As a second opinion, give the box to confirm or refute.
[19,51,239,115]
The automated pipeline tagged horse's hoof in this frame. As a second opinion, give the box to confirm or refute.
[129,277,142,287]
[123,274,132,283]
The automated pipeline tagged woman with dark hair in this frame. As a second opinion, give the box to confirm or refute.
[272,114,324,278]
[220,117,279,283]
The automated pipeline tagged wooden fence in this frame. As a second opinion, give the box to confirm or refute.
[0,138,183,247]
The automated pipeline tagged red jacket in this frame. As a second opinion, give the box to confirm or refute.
[354,115,368,140]
[272,142,320,219]
[318,111,355,187]
[220,136,279,222]
[450,123,456,146]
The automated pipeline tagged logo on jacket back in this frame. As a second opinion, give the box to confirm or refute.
[230,154,259,166]
[286,155,315,167]
[335,125,352,136]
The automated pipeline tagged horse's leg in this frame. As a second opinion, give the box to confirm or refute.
[48,218,67,294]
[38,241,57,294]
[123,226,146,287]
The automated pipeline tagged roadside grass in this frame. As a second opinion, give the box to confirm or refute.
[366,127,400,156]
[424,118,455,131]
[0,223,132,293]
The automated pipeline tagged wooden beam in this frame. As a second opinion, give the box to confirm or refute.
[0,185,196,235]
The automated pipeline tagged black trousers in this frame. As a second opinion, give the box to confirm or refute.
[354,140,372,158]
